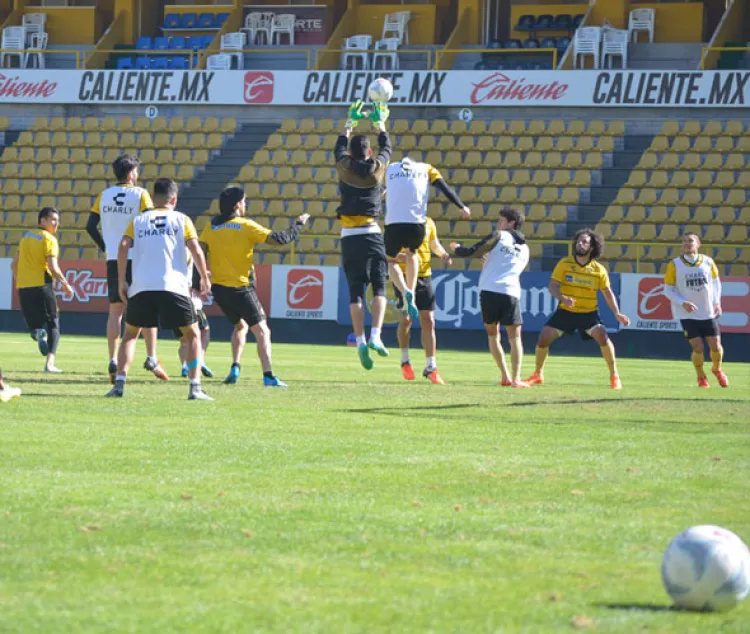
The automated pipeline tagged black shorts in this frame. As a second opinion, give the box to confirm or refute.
[681,318,720,340]
[480,290,522,326]
[546,307,602,340]
[172,308,209,339]
[341,232,388,303]
[126,291,196,330]
[384,223,427,258]
[211,284,266,328]
[107,260,132,304]
[18,284,58,331]
[394,276,436,313]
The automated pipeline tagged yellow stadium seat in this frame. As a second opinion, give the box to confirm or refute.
[691,206,713,224]
[636,224,657,242]
[116,117,133,132]
[463,151,482,169]
[389,120,408,136]
[612,223,634,241]
[691,137,712,153]
[516,137,534,153]
[683,121,701,137]
[285,134,302,150]
[485,120,504,136]
[534,222,555,239]
[36,163,53,179]
[625,205,647,223]
[574,136,594,153]
[726,190,746,206]
[703,226,725,243]
[636,188,657,206]
[308,150,326,166]
[724,154,744,171]
[615,188,635,205]
[655,224,679,242]
[714,136,735,152]
[650,136,669,152]
[451,169,470,185]
[627,171,647,188]
[187,133,205,148]
[538,187,558,204]
[180,116,200,133]
[177,165,194,181]
[411,120,429,135]
[2,163,20,178]
[495,136,513,152]
[430,120,448,135]
[513,169,531,186]
[19,164,37,179]
[603,205,624,223]
[525,203,546,222]
[219,118,237,134]
[133,117,150,132]
[508,121,525,136]
[135,132,154,148]
[703,189,724,206]
[149,117,167,133]
[607,121,626,136]
[519,187,537,204]
[491,168,508,185]
[51,117,70,131]
[318,184,336,200]
[542,152,562,169]
[18,147,35,162]
[448,120,467,135]
[670,137,690,152]
[715,206,735,225]
[713,172,734,189]
[661,121,680,136]
[534,169,551,187]
[498,186,516,204]
[724,121,744,137]
[726,226,748,243]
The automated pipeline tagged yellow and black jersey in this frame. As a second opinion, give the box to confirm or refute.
[551,256,610,314]
[200,217,271,287]
[398,217,438,278]
[16,229,59,289]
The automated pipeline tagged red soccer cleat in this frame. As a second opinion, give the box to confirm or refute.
[697,376,710,388]
[610,375,622,390]
[423,368,445,385]
[401,362,415,381]
[711,368,729,388]
[526,372,544,386]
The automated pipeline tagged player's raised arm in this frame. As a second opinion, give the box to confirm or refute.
[266,214,309,246]
[427,165,470,218]
[450,232,498,258]
[369,102,391,165]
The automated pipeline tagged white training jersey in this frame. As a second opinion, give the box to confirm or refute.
[123,208,197,298]
[384,159,442,225]
[664,254,721,321]
[92,184,153,260]
[478,231,530,299]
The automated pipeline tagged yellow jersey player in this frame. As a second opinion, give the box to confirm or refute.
[200,186,309,387]
[394,216,453,385]
[663,232,728,388]
[526,229,630,389]
[87,154,166,383]
[12,207,74,372]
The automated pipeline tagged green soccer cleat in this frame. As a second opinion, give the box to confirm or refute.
[368,339,389,358]
[357,343,373,370]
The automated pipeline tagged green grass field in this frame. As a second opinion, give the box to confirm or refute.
[1,332,749,633]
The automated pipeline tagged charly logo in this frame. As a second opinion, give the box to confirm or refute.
[243,72,274,104]
[637,277,673,319]
[286,269,323,309]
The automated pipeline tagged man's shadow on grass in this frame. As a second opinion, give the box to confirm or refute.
[596,602,680,613]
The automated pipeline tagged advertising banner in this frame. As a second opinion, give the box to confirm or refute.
[0,258,13,310]
[619,274,750,333]
[242,6,327,45]
[1,69,748,107]
[269,265,339,320]
[9,260,272,317]
[337,271,621,332]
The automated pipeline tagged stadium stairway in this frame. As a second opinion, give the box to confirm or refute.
[179,123,278,218]
[628,43,704,71]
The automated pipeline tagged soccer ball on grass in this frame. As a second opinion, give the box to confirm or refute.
[368,77,394,103]
[661,525,750,612]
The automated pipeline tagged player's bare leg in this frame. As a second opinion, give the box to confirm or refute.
[591,326,622,390]
[485,323,512,386]
[368,295,389,358]
[706,335,728,387]
[180,323,213,400]
[350,300,373,370]
[224,320,248,384]
[505,324,527,386]
[143,327,168,380]
[388,257,419,320]
[397,313,415,380]
[106,324,140,397]
[420,310,443,384]
[251,320,287,387]
[527,326,561,385]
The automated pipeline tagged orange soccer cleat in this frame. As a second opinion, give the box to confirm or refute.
[711,368,729,388]
[500,378,512,387]
[525,371,544,386]
[423,368,445,385]
[401,362,415,381]
[697,375,710,388]
[610,375,622,390]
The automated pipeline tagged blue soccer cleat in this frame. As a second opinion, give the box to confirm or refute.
[181,364,189,378]
[223,365,240,385]
[358,343,373,370]
[201,365,214,378]
[404,290,419,320]
[263,375,288,388]
[33,329,49,356]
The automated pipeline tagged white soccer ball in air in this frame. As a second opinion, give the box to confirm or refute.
[661,525,750,612]
[368,77,394,103]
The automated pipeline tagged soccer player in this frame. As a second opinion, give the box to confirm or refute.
[0,368,22,403]
[174,259,213,379]
[394,216,452,384]
[663,232,728,388]
[199,186,309,387]
[12,207,74,372]
[105,179,212,401]
[384,155,470,321]
[335,100,391,369]
[451,207,530,387]
[526,229,630,389]
[87,154,167,382]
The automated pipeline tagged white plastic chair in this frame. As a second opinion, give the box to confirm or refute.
[22,13,46,47]
[207,53,232,70]
[220,32,246,70]
[602,28,628,69]
[382,11,411,45]
[573,26,601,69]
[341,35,371,70]
[1,26,26,68]
[253,12,274,46]
[373,38,400,71]
[24,31,47,69]
[271,14,295,46]
[628,8,655,44]
[243,12,262,46]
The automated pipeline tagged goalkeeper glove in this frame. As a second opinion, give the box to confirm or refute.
[345,100,367,129]
[368,102,390,126]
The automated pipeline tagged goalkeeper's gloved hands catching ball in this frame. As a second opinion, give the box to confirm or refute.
[346,100,367,129]
[368,102,389,130]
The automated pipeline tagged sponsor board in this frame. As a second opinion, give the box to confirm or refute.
[337,271,621,331]
[0,69,748,107]
[243,6,327,45]
[270,265,339,320]
[619,274,750,333]
[0,258,13,310]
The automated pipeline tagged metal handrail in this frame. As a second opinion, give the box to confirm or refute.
[314,48,433,71]
[83,48,200,69]
[0,47,80,68]
[198,47,312,69]
[700,45,750,69]
[435,47,559,70]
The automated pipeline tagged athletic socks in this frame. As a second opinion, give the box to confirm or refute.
[356,335,367,347]
[401,349,410,364]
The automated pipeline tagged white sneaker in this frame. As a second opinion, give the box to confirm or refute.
[0,386,22,403]
[44,365,63,373]
[188,386,214,401]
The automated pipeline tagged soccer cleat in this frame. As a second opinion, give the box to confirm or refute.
[358,343,374,370]
[188,386,214,401]
[181,364,189,378]
[0,385,22,403]
[201,365,214,378]
[368,339,389,357]
[510,380,531,388]
[404,290,419,320]
[224,365,240,384]
[401,361,415,381]
[423,368,445,385]
[144,358,169,381]
[105,382,124,398]
[263,376,289,388]
[526,372,544,386]
[108,360,117,384]
[34,329,49,356]
[711,368,729,388]
[500,378,512,387]
[697,376,710,388]
[44,365,62,373]
[610,375,622,390]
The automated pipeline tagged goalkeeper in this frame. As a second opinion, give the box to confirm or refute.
[334,100,392,370]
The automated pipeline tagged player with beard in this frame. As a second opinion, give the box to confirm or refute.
[526,229,630,389]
